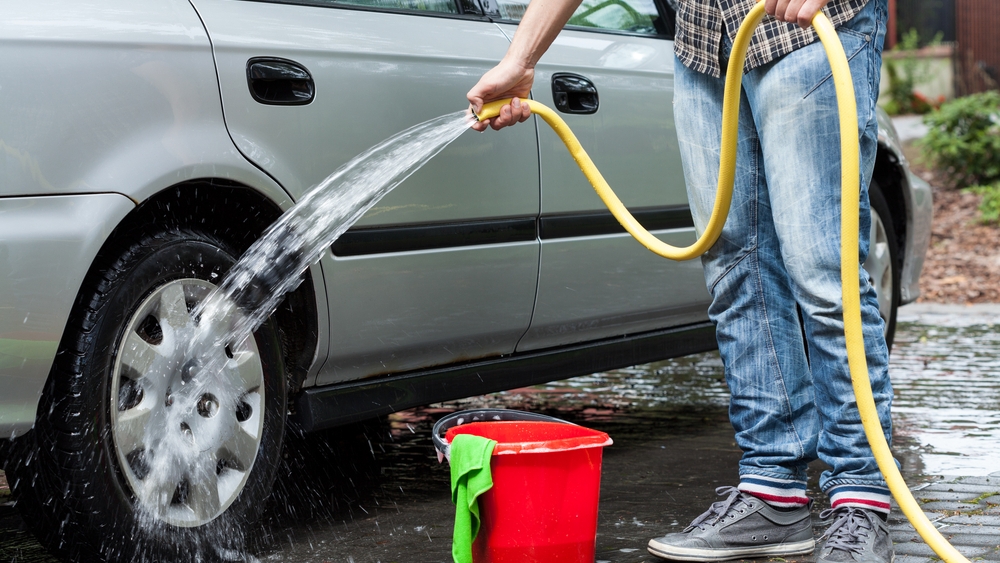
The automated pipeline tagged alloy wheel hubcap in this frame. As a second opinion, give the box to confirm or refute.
[110,279,265,527]
[864,209,894,337]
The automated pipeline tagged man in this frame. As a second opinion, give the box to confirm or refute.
[467,0,895,561]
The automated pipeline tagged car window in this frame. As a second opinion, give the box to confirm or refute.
[495,0,663,35]
[269,0,459,14]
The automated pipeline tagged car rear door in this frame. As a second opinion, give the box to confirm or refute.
[491,0,712,352]
[191,0,541,384]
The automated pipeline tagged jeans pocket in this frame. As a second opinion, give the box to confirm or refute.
[801,28,870,100]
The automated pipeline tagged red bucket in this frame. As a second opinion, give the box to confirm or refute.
[445,420,612,563]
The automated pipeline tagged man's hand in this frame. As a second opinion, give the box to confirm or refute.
[467,58,534,132]
[764,0,830,28]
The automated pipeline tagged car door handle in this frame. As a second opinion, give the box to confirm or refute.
[247,57,315,105]
[551,73,599,114]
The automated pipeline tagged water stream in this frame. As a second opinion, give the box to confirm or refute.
[194,110,475,362]
[134,109,476,522]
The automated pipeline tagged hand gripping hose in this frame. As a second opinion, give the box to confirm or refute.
[476,3,967,561]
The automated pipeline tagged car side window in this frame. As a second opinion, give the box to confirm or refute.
[285,0,459,14]
[495,0,664,35]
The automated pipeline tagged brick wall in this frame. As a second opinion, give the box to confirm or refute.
[955,0,1000,94]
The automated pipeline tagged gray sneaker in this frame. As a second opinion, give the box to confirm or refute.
[647,486,815,561]
[816,507,895,563]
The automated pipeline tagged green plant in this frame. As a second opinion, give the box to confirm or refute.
[966,183,1000,224]
[919,91,1000,188]
[883,28,943,115]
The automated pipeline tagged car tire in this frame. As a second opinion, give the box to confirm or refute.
[864,180,901,351]
[7,226,285,562]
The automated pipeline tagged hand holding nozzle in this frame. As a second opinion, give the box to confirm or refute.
[467,57,533,132]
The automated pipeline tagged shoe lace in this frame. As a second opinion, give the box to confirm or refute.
[818,507,876,555]
[684,486,752,531]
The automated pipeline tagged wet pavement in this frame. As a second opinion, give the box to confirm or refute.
[2,303,998,562]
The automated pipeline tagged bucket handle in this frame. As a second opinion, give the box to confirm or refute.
[432,409,575,462]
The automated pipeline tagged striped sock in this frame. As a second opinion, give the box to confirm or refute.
[828,484,892,515]
[738,475,810,508]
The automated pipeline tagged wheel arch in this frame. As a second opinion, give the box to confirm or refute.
[871,145,909,276]
[8,204,299,561]
[84,179,321,394]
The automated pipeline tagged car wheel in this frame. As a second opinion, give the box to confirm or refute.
[8,227,285,562]
[863,181,901,351]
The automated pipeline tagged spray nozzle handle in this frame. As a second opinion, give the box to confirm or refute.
[473,98,526,122]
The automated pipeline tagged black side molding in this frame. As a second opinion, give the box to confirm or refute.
[331,206,694,256]
[540,205,693,239]
[293,321,717,432]
[332,217,536,257]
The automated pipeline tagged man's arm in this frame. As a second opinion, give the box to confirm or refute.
[467,0,584,132]
[469,0,831,132]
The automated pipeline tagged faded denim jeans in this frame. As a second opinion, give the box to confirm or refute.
[673,0,894,495]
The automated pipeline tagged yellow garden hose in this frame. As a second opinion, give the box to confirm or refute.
[476,3,967,561]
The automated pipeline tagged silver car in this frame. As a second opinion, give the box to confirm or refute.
[0,0,930,560]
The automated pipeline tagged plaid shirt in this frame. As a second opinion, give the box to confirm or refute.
[673,0,870,77]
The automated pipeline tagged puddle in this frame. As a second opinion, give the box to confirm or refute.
[890,320,1000,476]
[408,317,1000,481]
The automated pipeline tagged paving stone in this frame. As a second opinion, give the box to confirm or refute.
[912,490,982,502]
[919,500,979,512]
[887,511,945,525]
[894,540,993,558]
[892,541,946,557]
[939,514,1000,526]
[889,530,922,542]
[937,523,1000,536]
[945,533,1000,547]
[953,476,1000,486]
[921,482,999,493]
[888,476,1000,563]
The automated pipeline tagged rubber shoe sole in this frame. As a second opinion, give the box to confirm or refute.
[647,537,816,562]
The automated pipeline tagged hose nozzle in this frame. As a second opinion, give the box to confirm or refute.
[473,98,519,122]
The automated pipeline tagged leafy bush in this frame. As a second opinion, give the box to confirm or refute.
[919,91,1000,188]
[966,183,1000,224]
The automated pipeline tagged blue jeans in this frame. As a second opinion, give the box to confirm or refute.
[673,0,893,494]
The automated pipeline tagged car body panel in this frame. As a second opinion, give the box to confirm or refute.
[498,23,712,351]
[192,0,542,385]
[0,1,258,201]
[897,167,932,304]
[0,193,134,438]
[0,0,329,432]
[316,242,539,382]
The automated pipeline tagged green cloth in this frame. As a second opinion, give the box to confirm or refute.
[449,433,497,563]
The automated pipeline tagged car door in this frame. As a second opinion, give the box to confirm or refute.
[192,0,541,384]
[490,0,712,352]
